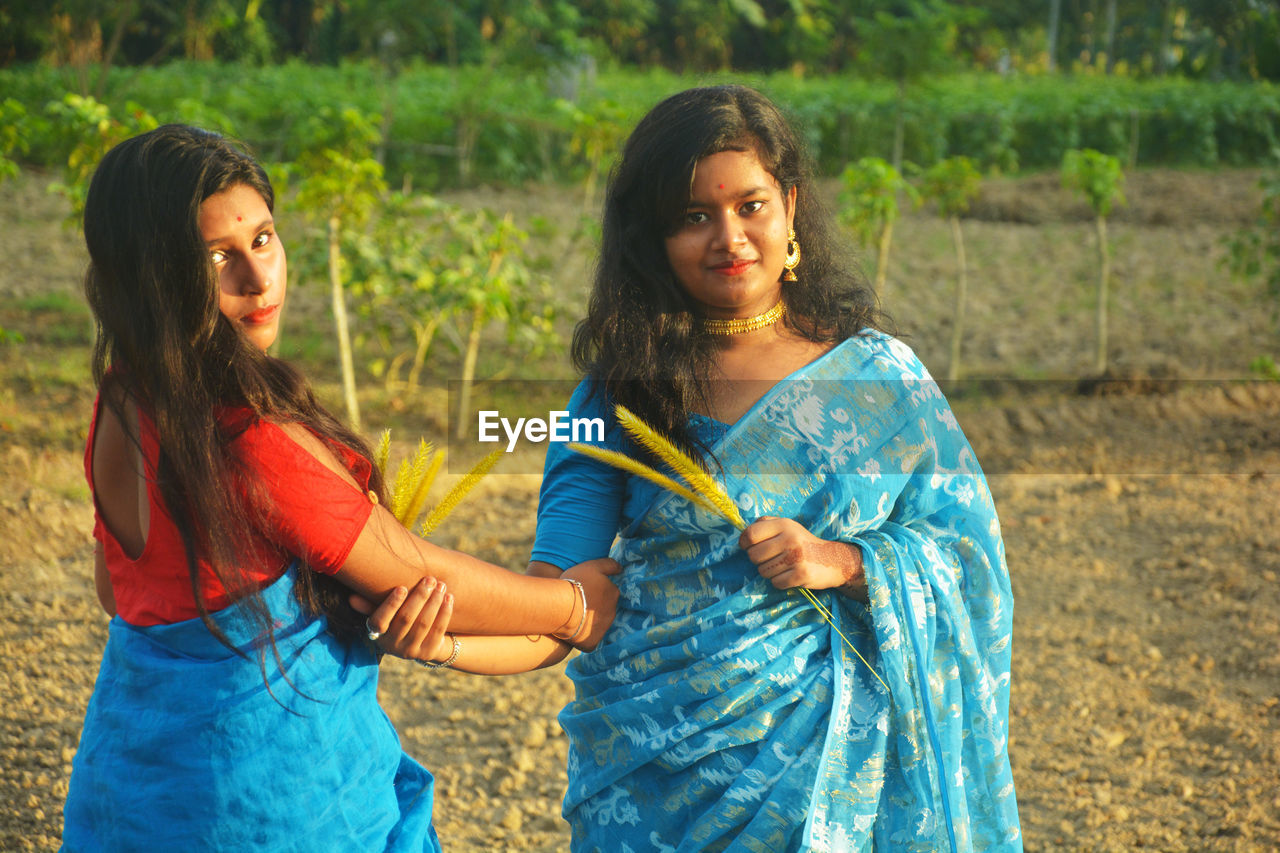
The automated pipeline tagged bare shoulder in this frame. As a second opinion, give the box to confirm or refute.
[90,379,147,558]
[267,420,361,487]
[91,381,138,478]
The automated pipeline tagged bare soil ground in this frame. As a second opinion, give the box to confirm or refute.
[1,167,1277,851]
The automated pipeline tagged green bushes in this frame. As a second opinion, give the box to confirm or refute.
[3,62,1278,187]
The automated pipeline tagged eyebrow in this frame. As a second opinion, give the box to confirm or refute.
[204,217,274,246]
[685,186,772,207]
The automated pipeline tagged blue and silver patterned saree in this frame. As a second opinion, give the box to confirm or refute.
[553,333,1021,852]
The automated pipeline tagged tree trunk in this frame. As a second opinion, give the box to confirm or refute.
[454,303,485,441]
[1104,0,1119,74]
[328,215,361,431]
[1047,0,1062,72]
[891,78,906,172]
[947,215,967,383]
[1157,2,1176,75]
[454,248,505,440]
[1094,215,1111,375]
[875,220,894,300]
[93,0,139,101]
[406,314,442,390]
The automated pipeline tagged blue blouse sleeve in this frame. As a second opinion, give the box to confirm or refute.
[530,380,626,570]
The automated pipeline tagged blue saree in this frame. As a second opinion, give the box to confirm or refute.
[540,333,1020,852]
[61,566,440,852]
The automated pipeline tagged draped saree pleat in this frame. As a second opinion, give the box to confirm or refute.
[559,333,1021,852]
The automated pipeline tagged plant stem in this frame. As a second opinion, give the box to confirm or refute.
[875,220,894,299]
[947,215,967,383]
[407,315,441,390]
[455,302,484,441]
[328,214,360,431]
[1095,214,1111,375]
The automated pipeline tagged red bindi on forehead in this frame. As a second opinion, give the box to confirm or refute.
[237,216,242,221]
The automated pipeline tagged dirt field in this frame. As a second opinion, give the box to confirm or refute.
[1,167,1277,851]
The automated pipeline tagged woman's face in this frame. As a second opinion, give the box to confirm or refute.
[663,148,796,321]
[199,183,287,352]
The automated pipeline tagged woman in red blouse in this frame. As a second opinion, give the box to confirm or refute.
[62,124,617,851]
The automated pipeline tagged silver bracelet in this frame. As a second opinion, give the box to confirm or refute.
[564,578,588,642]
[419,634,461,669]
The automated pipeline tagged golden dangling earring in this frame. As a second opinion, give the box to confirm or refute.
[782,229,801,282]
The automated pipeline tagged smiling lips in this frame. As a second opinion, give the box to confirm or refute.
[242,305,279,325]
[710,259,756,276]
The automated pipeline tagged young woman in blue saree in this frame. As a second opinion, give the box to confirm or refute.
[375,86,1022,850]
[525,86,1023,851]
[62,125,619,851]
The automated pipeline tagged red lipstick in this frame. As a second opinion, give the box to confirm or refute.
[242,305,279,325]
[711,260,755,276]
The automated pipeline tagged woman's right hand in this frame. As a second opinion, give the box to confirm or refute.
[559,558,622,651]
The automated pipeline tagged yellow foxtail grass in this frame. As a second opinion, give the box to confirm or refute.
[565,443,727,520]
[376,433,494,536]
[568,406,889,695]
[388,439,440,527]
[374,429,392,480]
[613,404,746,528]
[418,448,505,538]
[401,448,444,529]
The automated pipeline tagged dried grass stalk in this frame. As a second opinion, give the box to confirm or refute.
[418,448,504,537]
[374,429,392,479]
[613,404,746,528]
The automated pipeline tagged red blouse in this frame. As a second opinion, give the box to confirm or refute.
[86,396,376,626]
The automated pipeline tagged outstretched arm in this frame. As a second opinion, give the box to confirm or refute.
[255,422,619,648]
[353,575,581,675]
[336,506,617,646]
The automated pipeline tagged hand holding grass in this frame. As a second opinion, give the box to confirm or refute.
[571,404,889,694]
[740,517,868,603]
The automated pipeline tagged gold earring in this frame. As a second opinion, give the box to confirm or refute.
[782,229,801,282]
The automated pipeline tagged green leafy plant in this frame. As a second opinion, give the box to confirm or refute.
[285,107,387,431]
[838,156,919,299]
[44,94,157,221]
[0,98,28,183]
[921,156,983,382]
[1062,148,1125,375]
[559,98,629,218]
[1226,160,1280,377]
[443,209,556,440]
[348,192,455,392]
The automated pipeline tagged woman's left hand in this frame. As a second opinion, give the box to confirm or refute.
[739,517,868,602]
[350,577,455,663]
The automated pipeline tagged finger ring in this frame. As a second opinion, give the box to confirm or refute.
[365,618,382,642]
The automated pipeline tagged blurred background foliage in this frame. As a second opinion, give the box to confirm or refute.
[2,0,1277,386]
[3,0,1278,81]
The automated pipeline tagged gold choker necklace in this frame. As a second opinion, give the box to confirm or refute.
[699,302,786,335]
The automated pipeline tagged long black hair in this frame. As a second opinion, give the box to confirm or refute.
[571,84,888,465]
[83,124,380,651]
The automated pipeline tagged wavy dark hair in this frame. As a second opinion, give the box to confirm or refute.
[572,84,888,466]
[83,124,381,653]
